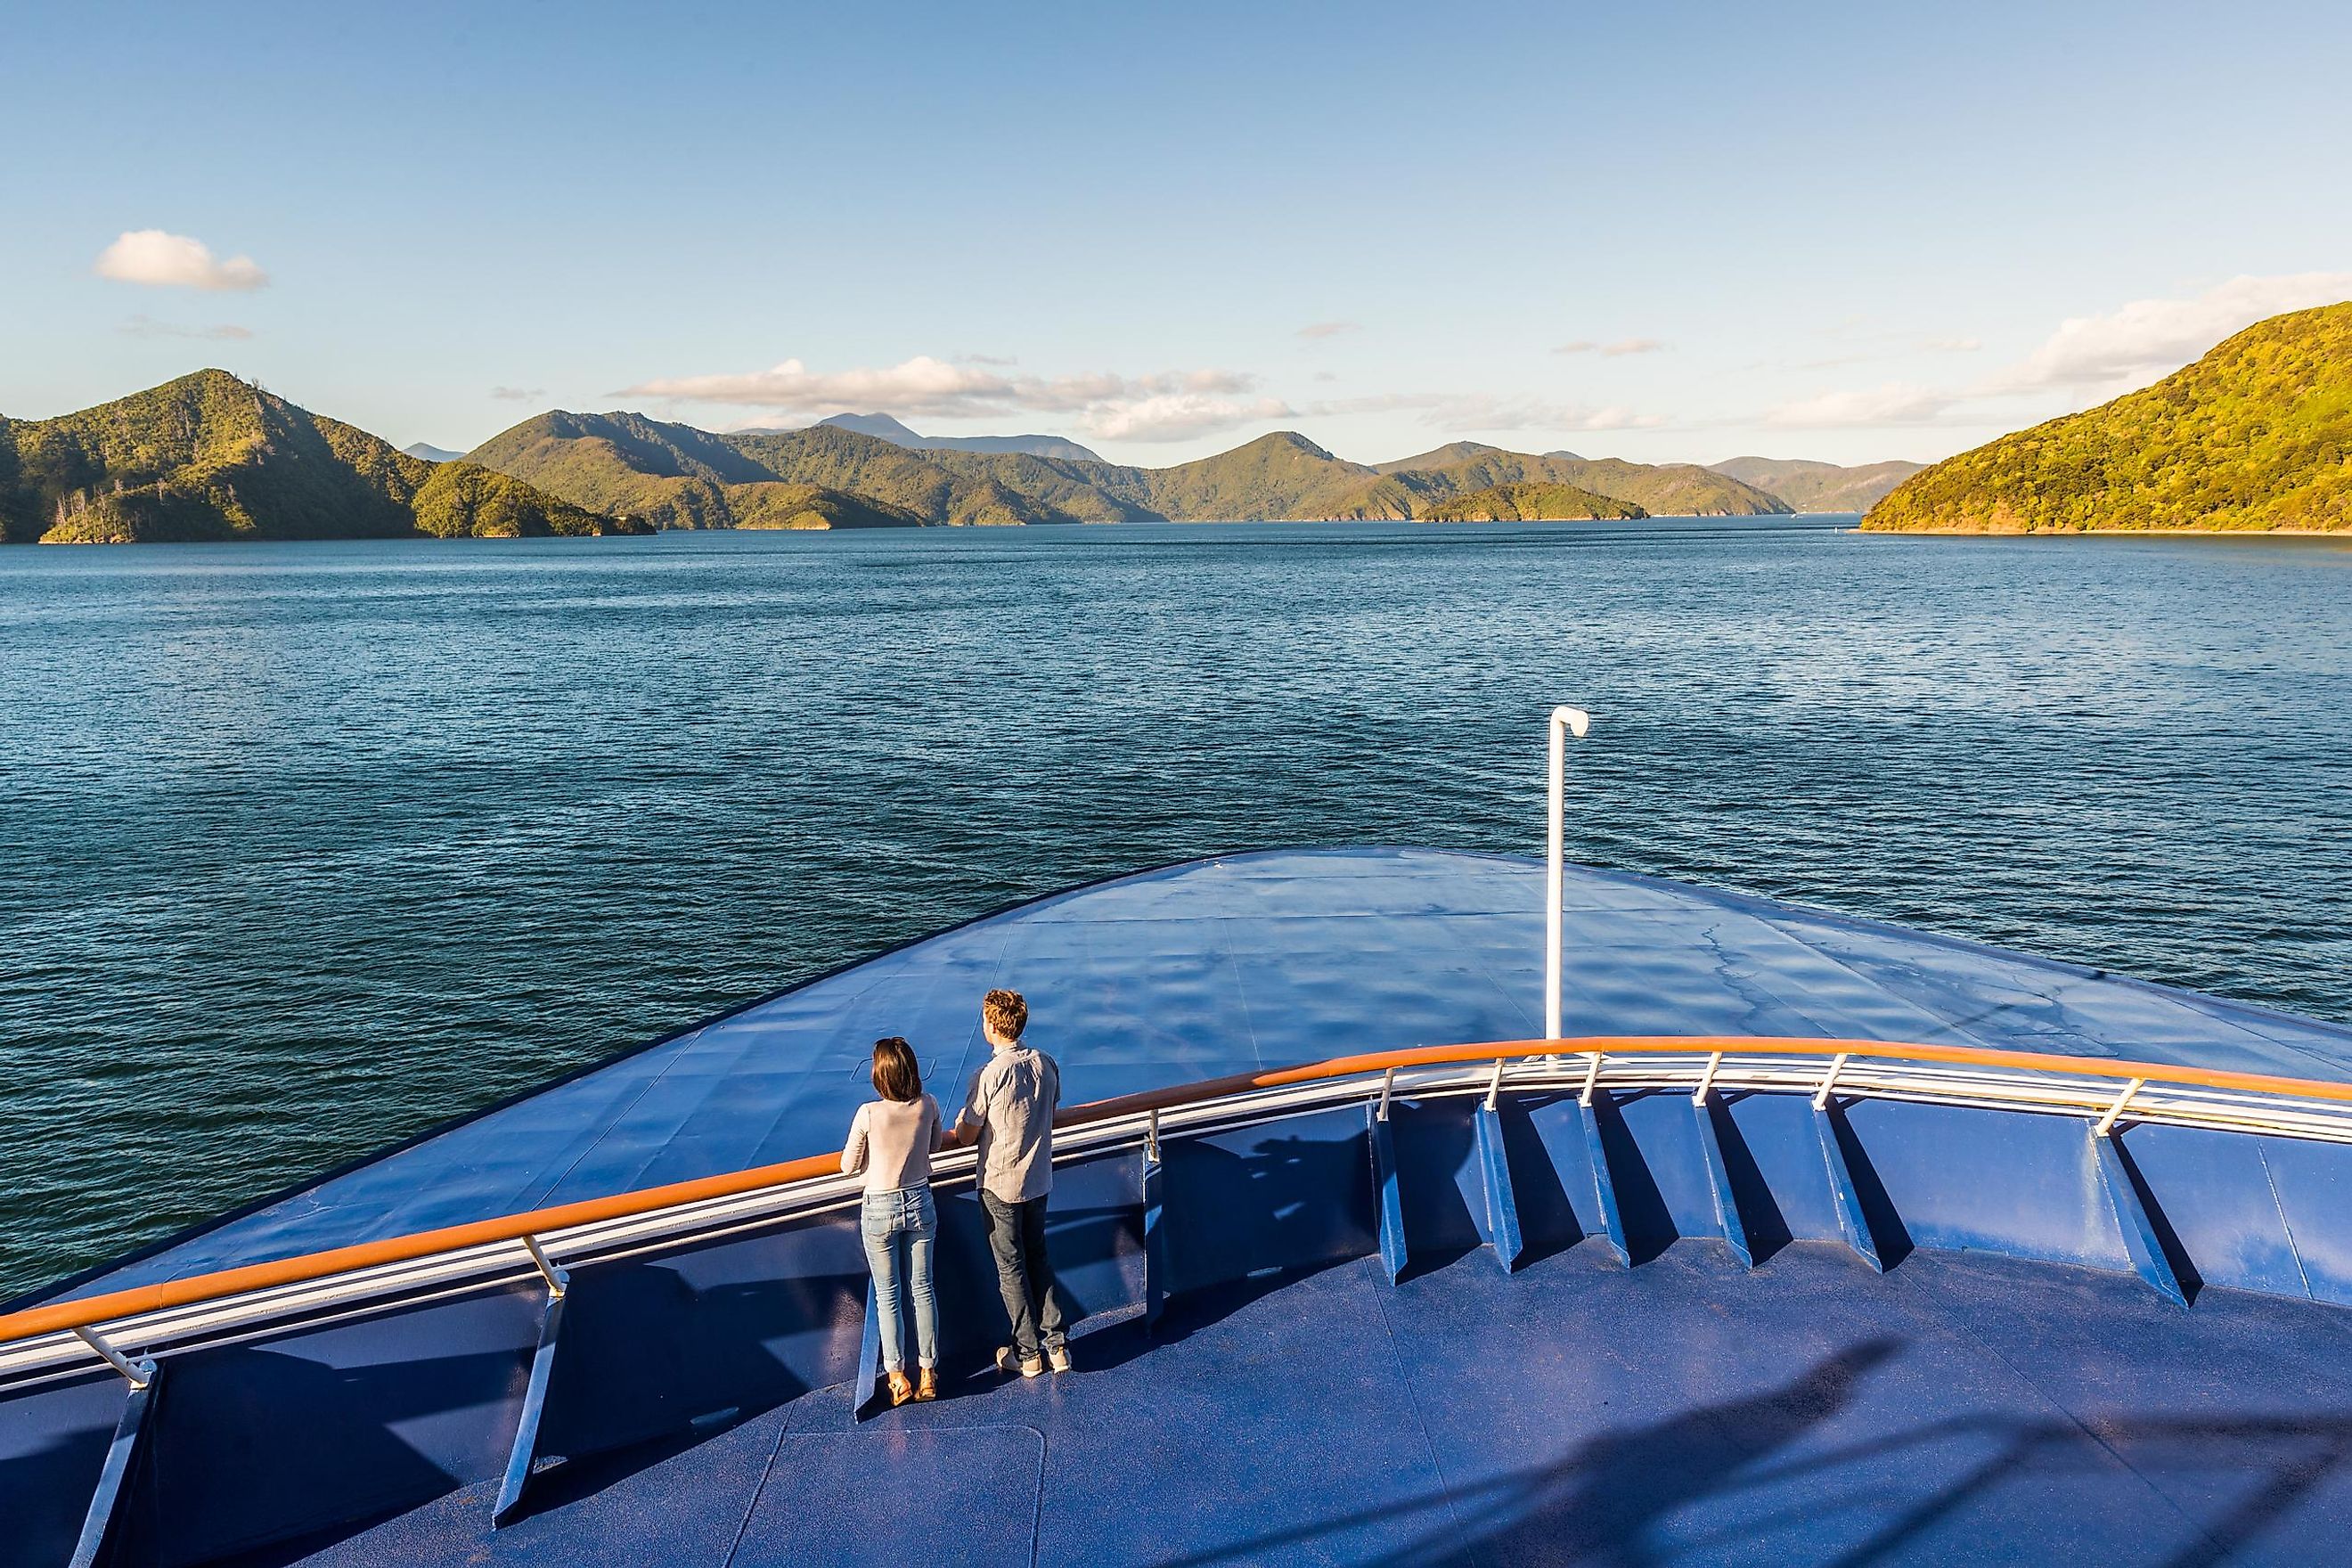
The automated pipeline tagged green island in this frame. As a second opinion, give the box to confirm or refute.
[1416,481,1643,521]
[0,371,645,543]
[1864,301,2352,534]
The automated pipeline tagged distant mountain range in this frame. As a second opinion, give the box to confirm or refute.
[814,412,1103,463]
[0,371,1931,542]
[1865,301,2352,534]
[0,371,647,543]
[465,415,1807,527]
[1708,456,1924,513]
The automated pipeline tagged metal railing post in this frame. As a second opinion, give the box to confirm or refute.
[1546,706,1592,1043]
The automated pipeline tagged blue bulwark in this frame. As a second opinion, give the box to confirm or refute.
[1578,1096,1632,1268]
[1471,1105,1523,1271]
[1690,1096,1754,1270]
[2093,1131,2189,1308]
[68,1367,157,1568]
[493,1288,568,1526]
[1368,1104,1407,1284]
[1812,1106,1884,1272]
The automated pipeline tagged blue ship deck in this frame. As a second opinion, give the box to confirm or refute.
[14,848,2352,1568]
[45,847,2352,1306]
[244,1244,2352,1566]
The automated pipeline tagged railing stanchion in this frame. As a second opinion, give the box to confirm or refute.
[72,1327,151,1389]
[2095,1078,2146,1138]
[1580,1050,1604,1107]
[1812,1052,1851,1111]
[1377,1066,1395,1122]
[1693,1051,1725,1107]
[1486,1058,1507,1112]
[523,1235,568,1297]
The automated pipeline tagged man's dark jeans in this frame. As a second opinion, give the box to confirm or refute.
[980,1190,1066,1359]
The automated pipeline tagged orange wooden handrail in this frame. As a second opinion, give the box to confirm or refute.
[5,1033,2347,1347]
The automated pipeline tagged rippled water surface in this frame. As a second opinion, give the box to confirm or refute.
[4,519,2348,1296]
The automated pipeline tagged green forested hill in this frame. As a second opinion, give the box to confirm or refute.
[1418,481,1644,521]
[1708,456,1924,513]
[471,418,1795,526]
[0,372,642,543]
[1375,443,1787,516]
[1863,302,2352,534]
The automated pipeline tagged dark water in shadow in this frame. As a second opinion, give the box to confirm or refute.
[2,518,2347,1294]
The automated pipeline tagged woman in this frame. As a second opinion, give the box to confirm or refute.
[841,1036,943,1404]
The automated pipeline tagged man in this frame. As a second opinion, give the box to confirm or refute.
[951,987,1070,1376]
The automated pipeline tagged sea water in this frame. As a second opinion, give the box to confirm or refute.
[3,518,2348,1294]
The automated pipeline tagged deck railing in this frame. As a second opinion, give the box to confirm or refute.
[6,1033,2352,1388]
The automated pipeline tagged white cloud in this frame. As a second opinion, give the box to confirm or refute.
[120,314,253,341]
[1296,321,1361,339]
[1763,383,1954,429]
[1982,272,2352,395]
[1555,338,1667,357]
[489,385,546,402]
[1082,393,1294,442]
[623,356,1288,443]
[1311,392,1663,433]
[94,230,269,291]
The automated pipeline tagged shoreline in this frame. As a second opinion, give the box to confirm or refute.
[1854,525,2348,539]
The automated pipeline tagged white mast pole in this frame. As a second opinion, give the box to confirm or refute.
[1546,705,1591,1042]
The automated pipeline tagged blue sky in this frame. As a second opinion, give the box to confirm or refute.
[4,0,2348,467]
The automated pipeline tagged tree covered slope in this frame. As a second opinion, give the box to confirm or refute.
[1863,302,2352,534]
[470,419,1796,526]
[0,372,641,543]
[1708,456,1924,513]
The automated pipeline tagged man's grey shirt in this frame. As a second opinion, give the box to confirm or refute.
[960,1043,1061,1204]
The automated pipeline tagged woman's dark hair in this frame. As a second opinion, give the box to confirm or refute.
[871,1037,922,1102]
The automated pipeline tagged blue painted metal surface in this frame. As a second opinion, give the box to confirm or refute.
[35,847,2352,1311]
[66,1370,153,1568]
[2093,1132,2189,1307]
[16,848,2352,1565]
[1140,1156,1166,1331]
[199,1244,2352,1567]
[1471,1105,1523,1270]
[1690,1095,1754,1270]
[1576,1097,1633,1267]
[492,1290,566,1525]
[847,1280,880,1419]
[1368,1107,1407,1284]
[1813,1105,1885,1271]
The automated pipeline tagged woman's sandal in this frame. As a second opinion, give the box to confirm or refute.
[915,1368,938,1401]
[886,1370,914,1407]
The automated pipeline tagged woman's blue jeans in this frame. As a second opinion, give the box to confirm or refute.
[861,1184,937,1372]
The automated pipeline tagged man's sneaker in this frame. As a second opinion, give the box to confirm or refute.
[996,1345,1045,1378]
[1047,1341,1073,1374]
